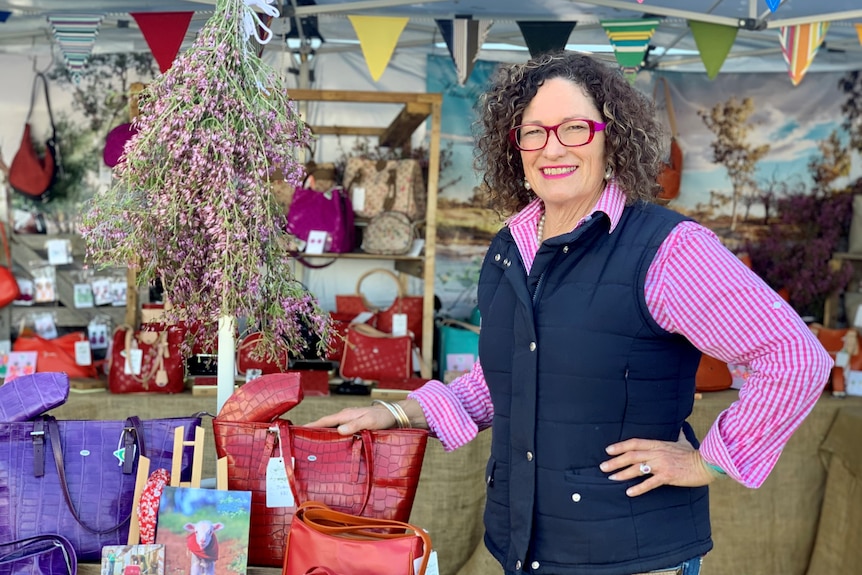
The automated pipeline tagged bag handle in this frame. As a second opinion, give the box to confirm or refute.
[295,501,433,575]
[26,73,57,144]
[440,318,480,335]
[37,415,145,535]
[653,77,678,139]
[111,324,170,389]
[354,267,405,310]
[349,322,409,340]
[0,534,77,575]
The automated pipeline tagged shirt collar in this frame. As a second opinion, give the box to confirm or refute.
[507,178,626,235]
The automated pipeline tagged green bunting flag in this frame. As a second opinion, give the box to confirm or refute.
[688,21,738,80]
[600,18,661,83]
[517,21,576,58]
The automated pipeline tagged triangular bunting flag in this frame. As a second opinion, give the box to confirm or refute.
[688,21,738,80]
[779,22,829,86]
[0,11,12,23]
[855,23,862,46]
[438,17,493,85]
[348,15,408,81]
[601,19,661,84]
[435,19,455,60]
[766,0,781,12]
[131,12,194,73]
[517,21,576,58]
[46,14,104,77]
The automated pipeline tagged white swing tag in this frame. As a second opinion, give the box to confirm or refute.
[124,348,143,375]
[391,313,408,336]
[414,550,439,575]
[352,187,366,212]
[835,351,850,369]
[266,457,296,508]
[74,340,92,366]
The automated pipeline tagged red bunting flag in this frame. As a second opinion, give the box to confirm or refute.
[131,12,194,73]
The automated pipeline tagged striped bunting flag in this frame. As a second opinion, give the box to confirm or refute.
[600,19,660,83]
[47,14,104,77]
[779,22,829,86]
[436,17,493,85]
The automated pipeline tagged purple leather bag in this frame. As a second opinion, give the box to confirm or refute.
[286,186,355,253]
[0,534,76,575]
[0,372,70,422]
[0,414,202,561]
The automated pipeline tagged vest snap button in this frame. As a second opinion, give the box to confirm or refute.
[526,451,533,461]
[494,254,501,261]
[531,561,540,569]
[572,493,581,502]
[562,245,569,253]
[529,342,536,351]
[515,560,522,570]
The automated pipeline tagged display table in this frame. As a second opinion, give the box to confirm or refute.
[57,390,862,575]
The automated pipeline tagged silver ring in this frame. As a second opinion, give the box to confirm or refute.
[639,462,652,475]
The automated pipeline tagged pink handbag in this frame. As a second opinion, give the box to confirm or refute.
[286,186,355,253]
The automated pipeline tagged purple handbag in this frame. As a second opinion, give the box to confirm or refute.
[286,186,355,253]
[0,372,70,422]
[0,534,76,575]
[0,414,202,561]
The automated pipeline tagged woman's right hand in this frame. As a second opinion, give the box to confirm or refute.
[305,399,427,435]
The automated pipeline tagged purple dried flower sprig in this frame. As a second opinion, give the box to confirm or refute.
[81,0,330,360]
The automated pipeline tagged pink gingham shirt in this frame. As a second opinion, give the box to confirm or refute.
[410,181,832,488]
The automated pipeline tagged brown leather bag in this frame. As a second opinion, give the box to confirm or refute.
[695,353,733,392]
[809,324,861,396]
[8,73,58,201]
[655,77,682,202]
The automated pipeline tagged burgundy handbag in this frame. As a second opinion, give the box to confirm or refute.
[0,414,201,561]
[283,501,432,575]
[108,324,186,393]
[12,332,99,380]
[286,186,355,253]
[0,372,69,422]
[211,375,429,567]
[0,534,77,575]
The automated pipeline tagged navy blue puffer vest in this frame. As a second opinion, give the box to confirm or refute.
[477,202,712,575]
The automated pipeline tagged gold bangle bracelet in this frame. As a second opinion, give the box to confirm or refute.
[389,401,412,429]
[371,399,410,429]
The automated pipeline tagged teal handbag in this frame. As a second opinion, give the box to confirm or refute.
[437,319,480,381]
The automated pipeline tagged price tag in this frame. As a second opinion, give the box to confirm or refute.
[305,230,328,254]
[45,239,73,265]
[414,550,439,575]
[74,283,94,308]
[835,351,850,369]
[266,457,296,508]
[391,313,408,336]
[74,340,92,366]
[352,186,366,212]
[124,348,143,375]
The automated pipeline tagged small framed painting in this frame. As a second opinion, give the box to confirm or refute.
[156,486,252,575]
[100,544,165,575]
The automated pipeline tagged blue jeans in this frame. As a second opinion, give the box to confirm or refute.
[504,556,703,575]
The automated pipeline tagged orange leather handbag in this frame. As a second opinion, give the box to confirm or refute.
[655,77,682,201]
[809,324,861,396]
[695,353,733,392]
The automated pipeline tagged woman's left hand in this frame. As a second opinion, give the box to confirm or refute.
[600,430,719,497]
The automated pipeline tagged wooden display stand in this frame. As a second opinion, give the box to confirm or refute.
[287,89,443,378]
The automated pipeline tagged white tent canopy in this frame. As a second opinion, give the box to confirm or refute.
[1,0,861,75]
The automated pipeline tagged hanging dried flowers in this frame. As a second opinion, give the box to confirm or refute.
[81,0,330,359]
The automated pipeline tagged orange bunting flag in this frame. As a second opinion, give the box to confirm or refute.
[348,15,409,81]
[856,23,862,46]
[779,22,829,86]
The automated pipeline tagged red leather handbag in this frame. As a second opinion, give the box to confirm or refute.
[236,331,290,375]
[211,375,429,567]
[0,222,20,308]
[340,323,414,382]
[9,73,58,201]
[283,501,432,575]
[107,324,186,393]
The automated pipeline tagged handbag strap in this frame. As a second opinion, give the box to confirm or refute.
[117,324,169,388]
[440,318,480,335]
[355,267,405,309]
[38,415,144,535]
[296,501,433,575]
[349,322,404,339]
[26,73,57,143]
[0,221,12,268]
[653,77,678,139]
[0,534,76,575]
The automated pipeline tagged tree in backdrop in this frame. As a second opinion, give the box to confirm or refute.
[808,130,851,194]
[838,70,862,153]
[698,96,770,231]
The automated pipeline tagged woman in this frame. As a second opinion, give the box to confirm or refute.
[308,51,832,575]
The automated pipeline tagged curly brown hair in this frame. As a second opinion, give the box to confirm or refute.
[475,51,665,215]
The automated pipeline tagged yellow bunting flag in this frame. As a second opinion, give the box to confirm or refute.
[779,22,829,86]
[688,21,738,80]
[348,15,409,82]
[856,23,862,46]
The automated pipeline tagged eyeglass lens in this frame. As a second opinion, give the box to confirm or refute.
[516,120,594,151]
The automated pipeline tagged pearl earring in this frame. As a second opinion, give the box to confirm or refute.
[604,165,613,180]
[524,178,531,190]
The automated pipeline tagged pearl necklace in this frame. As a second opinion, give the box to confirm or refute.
[537,212,546,243]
